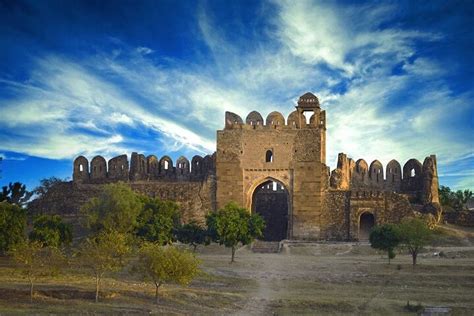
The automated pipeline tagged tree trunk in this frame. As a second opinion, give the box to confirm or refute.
[412,252,417,266]
[95,273,100,303]
[231,246,236,263]
[193,244,197,253]
[29,276,34,303]
[154,282,161,304]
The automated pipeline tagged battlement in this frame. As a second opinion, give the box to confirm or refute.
[224,109,327,130]
[329,153,439,204]
[73,152,215,183]
[224,92,326,130]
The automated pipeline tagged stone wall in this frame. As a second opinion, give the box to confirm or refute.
[444,211,474,227]
[329,153,440,205]
[73,152,215,183]
[320,189,414,241]
[30,177,216,224]
[216,93,328,240]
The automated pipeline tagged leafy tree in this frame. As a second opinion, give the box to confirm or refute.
[81,183,143,234]
[206,202,265,263]
[0,182,32,206]
[134,242,200,304]
[0,201,26,254]
[135,196,180,244]
[76,230,131,302]
[397,218,433,266]
[29,215,73,248]
[369,224,401,264]
[439,185,473,212]
[32,177,65,198]
[176,221,208,252]
[9,241,65,302]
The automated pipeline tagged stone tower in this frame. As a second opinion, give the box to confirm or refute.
[215,92,328,240]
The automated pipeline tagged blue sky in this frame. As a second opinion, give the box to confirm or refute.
[0,0,473,191]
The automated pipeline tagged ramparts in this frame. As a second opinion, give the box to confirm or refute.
[73,152,216,183]
[329,153,440,205]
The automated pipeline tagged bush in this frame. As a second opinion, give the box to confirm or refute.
[175,220,208,252]
[0,201,26,254]
[29,215,72,248]
[81,183,143,234]
[135,196,180,244]
[369,224,401,264]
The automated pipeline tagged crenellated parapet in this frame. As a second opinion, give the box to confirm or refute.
[224,93,326,131]
[73,152,216,184]
[329,153,439,204]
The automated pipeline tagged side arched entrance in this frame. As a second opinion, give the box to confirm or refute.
[359,212,375,240]
[251,179,289,241]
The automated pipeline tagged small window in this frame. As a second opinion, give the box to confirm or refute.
[265,150,273,163]
[410,168,415,177]
[164,160,169,170]
[272,182,277,191]
[79,164,83,172]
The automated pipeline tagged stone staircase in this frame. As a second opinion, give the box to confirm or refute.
[251,240,282,253]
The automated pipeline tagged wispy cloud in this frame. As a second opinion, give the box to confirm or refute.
[0,0,472,190]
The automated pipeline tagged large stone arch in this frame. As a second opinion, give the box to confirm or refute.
[248,177,291,241]
[245,111,264,126]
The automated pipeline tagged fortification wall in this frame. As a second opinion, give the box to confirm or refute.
[73,152,215,184]
[217,101,328,240]
[29,176,216,224]
[321,189,415,240]
[329,153,440,205]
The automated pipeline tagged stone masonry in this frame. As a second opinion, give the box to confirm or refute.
[33,92,440,241]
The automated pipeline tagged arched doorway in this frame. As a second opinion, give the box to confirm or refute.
[359,212,375,240]
[252,180,289,241]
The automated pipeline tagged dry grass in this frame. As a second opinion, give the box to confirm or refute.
[0,224,473,315]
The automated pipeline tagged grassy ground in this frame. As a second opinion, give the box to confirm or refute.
[0,224,473,315]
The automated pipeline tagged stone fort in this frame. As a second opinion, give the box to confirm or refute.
[33,92,440,241]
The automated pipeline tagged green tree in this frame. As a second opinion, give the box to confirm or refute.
[134,242,200,304]
[0,201,26,254]
[135,196,180,244]
[207,202,265,263]
[32,177,65,198]
[397,218,433,266]
[0,182,32,206]
[9,241,65,302]
[81,183,143,234]
[76,231,131,302]
[29,215,73,248]
[176,221,208,252]
[369,224,401,264]
[439,185,473,212]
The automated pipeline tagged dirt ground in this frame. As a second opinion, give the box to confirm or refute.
[0,224,473,315]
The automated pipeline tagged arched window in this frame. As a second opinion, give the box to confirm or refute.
[164,160,169,170]
[410,168,415,177]
[265,150,273,163]
[79,164,83,172]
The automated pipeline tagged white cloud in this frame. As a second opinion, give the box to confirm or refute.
[0,0,471,192]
